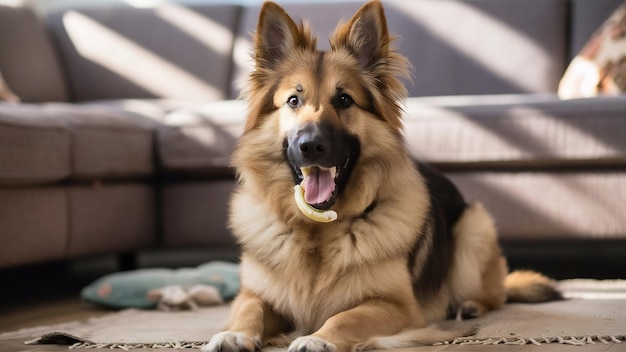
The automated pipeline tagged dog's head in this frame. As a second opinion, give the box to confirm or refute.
[234,0,409,221]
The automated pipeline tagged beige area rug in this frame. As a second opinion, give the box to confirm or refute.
[1,279,625,349]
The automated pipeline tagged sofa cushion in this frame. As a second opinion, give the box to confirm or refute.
[403,94,626,168]
[0,102,159,184]
[0,103,71,185]
[46,3,240,102]
[0,2,68,102]
[232,0,567,98]
[158,94,626,174]
[385,0,567,96]
[158,100,245,174]
[44,103,159,180]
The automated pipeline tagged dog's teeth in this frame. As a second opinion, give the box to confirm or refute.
[300,167,311,178]
[330,167,337,179]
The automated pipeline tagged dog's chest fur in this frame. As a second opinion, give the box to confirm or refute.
[231,189,424,333]
[239,232,413,334]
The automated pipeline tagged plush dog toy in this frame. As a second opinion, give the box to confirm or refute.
[147,284,223,311]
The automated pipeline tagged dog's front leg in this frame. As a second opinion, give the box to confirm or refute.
[289,299,415,352]
[202,289,272,352]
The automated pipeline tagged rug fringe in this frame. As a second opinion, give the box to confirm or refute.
[436,335,625,346]
[68,341,208,349]
[63,335,626,349]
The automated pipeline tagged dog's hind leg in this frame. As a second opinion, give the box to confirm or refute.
[448,203,508,320]
[449,203,561,321]
[455,251,508,320]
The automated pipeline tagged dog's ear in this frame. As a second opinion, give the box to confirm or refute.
[332,0,390,69]
[331,1,409,130]
[255,2,316,70]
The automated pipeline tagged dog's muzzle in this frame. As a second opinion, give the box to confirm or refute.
[286,122,360,211]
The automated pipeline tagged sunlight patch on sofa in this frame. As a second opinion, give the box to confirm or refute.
[465,173,625,239]
[62,10,221,99]
[390,1,552,93]
[507,106,619,160]
[154,3,233,57]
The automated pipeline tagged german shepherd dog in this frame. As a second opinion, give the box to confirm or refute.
[203,1,561,352]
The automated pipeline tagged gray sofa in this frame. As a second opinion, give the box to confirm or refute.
[1,0,625,270]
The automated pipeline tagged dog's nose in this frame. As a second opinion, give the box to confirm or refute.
[297,124,330,162]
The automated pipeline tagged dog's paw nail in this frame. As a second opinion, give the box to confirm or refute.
[289,336,336,352]
[203,331,260,352]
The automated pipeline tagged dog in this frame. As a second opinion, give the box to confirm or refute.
[202,1,561,352]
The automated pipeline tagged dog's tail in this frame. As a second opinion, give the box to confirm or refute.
[505,270,563,303]
[357,323,478,351]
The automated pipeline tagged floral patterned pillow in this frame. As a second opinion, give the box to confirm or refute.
[558,2,626,99]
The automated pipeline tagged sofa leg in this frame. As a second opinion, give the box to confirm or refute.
[117,252,138,271]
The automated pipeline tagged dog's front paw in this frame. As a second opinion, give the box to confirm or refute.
[201,331,261,352]
[288,336,336,352]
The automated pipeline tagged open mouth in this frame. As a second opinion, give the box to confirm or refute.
[295,157,350,211]
[284,122,361,214]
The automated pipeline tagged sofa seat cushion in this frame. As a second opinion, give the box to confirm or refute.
[0,102,162,184]
[404,94,626,169]
[45,103,160,180]
[158,100,246,175]
[158,95,626,174]
[0,103,71,185]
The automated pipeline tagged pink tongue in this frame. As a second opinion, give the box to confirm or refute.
[301,169,335,205]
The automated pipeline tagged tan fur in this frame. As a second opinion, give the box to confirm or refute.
[203,2,559,352]
[506,270,562,303]
[448,203,508,317]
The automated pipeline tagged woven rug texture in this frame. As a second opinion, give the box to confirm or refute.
[0,279,624,349]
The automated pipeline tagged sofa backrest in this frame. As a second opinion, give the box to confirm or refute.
[45,2,240,102]
[0,2,68,103]
[3,0,619,102]
[384,0,568,96]
[232,0,569,98]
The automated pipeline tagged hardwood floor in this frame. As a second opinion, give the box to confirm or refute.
[0,296,106,334]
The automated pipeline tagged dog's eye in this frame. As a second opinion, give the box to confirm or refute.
[337,93,353,109]
[287,95,300,108]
